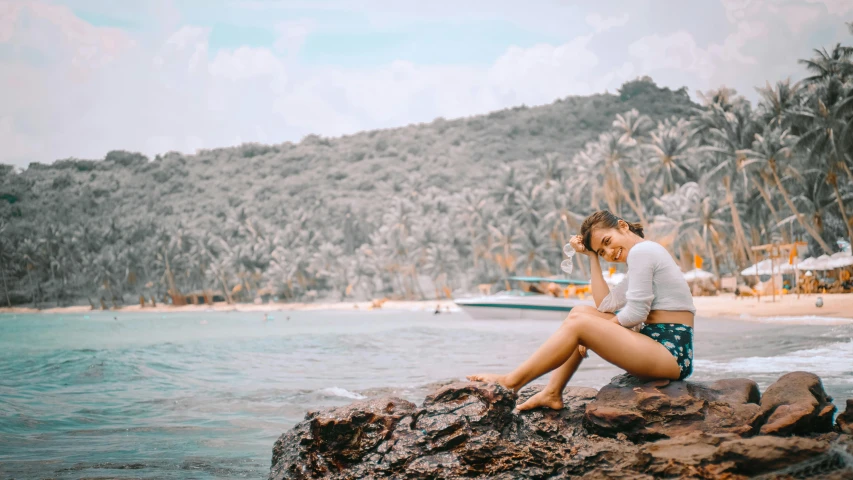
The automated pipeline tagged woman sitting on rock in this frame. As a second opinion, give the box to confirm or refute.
[468,210,696,411]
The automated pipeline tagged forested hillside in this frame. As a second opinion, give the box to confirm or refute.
[2,30,853,309]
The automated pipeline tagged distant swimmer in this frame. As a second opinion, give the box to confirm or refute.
[263,313,269,322]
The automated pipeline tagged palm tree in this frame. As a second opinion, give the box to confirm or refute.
[693,100,759,268]
[575,132,647,223]
[0,222,14,307]
[755,79,801,128]
[676,195,732,281]
[740,127,834,253]
[644,119,696,195]
[798,43,853,84]
[612,109,654,144]
[488,219,522,289]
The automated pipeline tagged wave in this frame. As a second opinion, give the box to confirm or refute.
[727,314,853,325]
[320,387,367,399]
[695,339,853,376]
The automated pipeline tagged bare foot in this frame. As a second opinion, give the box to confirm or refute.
[516,389,564,411]
[645,379,670,388]
[466,373,514,391]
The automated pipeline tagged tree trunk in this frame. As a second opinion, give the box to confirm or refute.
[26,268,38,307]
[723,176,755,268]
[830,177,853,248]
[770,161,834,254]
[753,174,790,243]
[1,267,10,307]
[704,232,721,286]
[216,271,233,304]
[162,248,178,295]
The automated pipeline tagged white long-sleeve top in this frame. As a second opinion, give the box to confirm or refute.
[597,241,696,327]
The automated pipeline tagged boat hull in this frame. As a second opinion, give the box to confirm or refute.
[455,295,594,321]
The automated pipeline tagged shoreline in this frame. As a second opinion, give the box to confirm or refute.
[0,299,461,315]
[2,293,852,322]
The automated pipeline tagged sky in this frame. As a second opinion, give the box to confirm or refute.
[0,0,851,168]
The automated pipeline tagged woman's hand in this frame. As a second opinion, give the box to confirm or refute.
[577,345,589,358]
[569,235,596,257]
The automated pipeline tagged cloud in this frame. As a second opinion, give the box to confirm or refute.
[585,12,629,33]
[0,0,849,167]
[629,31,715,79]
[209,46,286,81]
[805,0,853,15]
[273,19,314,56]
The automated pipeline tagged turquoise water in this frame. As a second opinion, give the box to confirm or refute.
[1,310,852,479]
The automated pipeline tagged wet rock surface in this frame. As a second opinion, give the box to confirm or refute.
[270,374,853,479]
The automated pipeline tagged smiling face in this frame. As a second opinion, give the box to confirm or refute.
[588,220,640,263]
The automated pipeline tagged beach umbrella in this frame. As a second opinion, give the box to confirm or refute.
[741,259,773,276]
[740,259,795,276]
[683,268,715,282]
[829,252,853,269]
[797,257,818,270]
[811,254,835,271]
[605,272,626,287]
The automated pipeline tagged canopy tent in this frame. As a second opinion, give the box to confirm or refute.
[797,256,819,270]
[809,254,835,271]
[829,252,853,269]
[683,268,715,282]
[740,259,795,276]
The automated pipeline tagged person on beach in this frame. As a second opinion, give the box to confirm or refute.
[467,210,696,411]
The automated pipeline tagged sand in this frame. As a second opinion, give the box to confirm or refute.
[692,292,853,320]
[2,292,851,321]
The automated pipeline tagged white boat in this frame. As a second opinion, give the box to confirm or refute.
[455,276,594,321]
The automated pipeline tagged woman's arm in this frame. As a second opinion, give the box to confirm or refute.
[615,244,656,327]
[568,235,610,308]
[588,256,611,308]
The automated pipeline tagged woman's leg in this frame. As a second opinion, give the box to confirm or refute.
[468,311,681,392]
[516,306,616,411]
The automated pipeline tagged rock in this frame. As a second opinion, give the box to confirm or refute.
[759,371,836,436]
[837,399,853,435]
[640,432,835,478]
[270,375,853,479]
[583,374,763,441]
[269,396,416,479]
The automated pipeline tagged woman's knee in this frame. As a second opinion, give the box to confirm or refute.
[567,305,598,319]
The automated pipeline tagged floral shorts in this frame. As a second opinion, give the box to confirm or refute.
[639,323,693,380]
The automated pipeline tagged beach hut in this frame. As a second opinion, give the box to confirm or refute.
[683,268,717,295]
[683,268,715,282]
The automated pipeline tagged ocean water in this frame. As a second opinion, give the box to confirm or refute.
[1,310,852,479]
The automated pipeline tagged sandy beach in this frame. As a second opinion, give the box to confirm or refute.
[2,292,852,321]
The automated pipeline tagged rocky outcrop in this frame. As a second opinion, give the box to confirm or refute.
[758,371,836,436]
[838,399,853,435]
[583,375,763,440]
[270,373,853,479]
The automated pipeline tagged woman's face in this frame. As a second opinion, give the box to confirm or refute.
[588,222,636,263]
